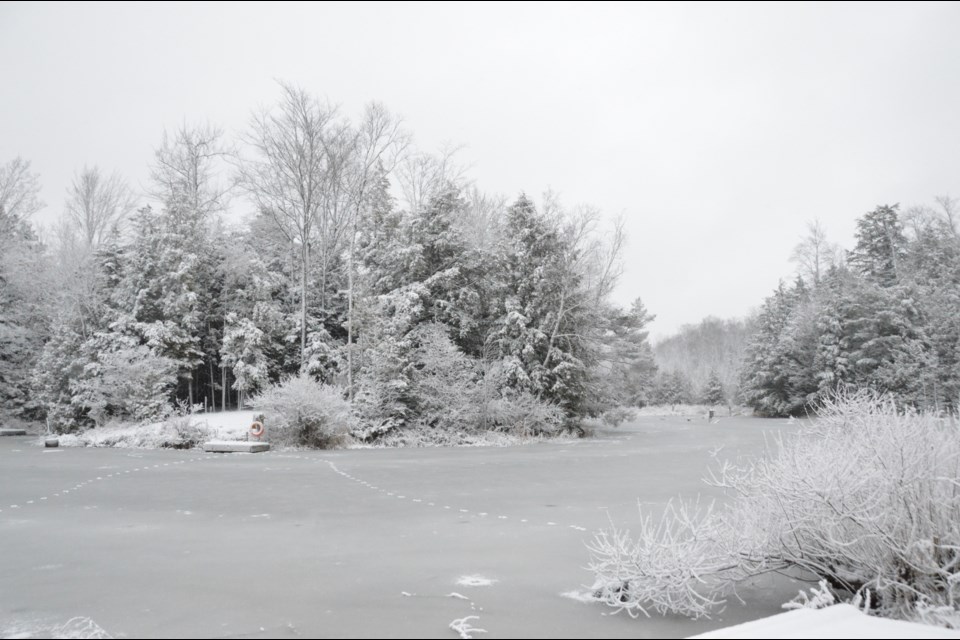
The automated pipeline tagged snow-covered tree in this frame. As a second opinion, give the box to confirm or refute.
[221,314,270,405]
[69,336,177,427]
[700,370,726,406]
[238,83,352,366]
[64,166,136,247]
[740,279,814,416]
[600,298,658,408]
[0,157,47,419]
[848,204,907,287]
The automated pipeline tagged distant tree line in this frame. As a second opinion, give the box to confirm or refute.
[652,317,754,408]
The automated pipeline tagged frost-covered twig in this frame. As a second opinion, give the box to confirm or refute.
[51,617,113,639]
[783,580,836,610]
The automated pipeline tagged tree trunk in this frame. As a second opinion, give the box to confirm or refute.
[209,357,216,412]
[347,232,356,400]
[542,288,568,370]
[301,241,309,368]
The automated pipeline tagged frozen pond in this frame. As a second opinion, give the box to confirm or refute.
[0,416,801,638]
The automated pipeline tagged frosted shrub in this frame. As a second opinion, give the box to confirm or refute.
[487,391,565,437]
[587,390,960,626]
[252,374,355,448]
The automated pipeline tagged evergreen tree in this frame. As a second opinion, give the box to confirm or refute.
[602,298,658,407]
[0,158,47,419]
[493,194,592,415]
[701,369,726,406]
[848,204,907,287]
[741,280,812,416]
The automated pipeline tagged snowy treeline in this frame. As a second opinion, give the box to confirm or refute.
[741,203,960,416]
[652,317,755,408]
[0,85,657,441]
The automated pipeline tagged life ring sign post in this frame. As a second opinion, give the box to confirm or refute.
[249,420,266,441]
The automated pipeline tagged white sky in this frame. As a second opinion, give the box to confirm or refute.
[3,1,959,337]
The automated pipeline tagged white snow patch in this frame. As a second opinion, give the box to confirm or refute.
[561,590,597,604]
[447,592,469,600]
[456,575,497,587]
[689,604,960,638]
[52,410,256,449]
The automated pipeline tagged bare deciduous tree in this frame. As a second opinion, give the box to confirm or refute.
[64,166,137,247]
[934,195,959,239]
[151,122,232,221]
[0,156,44,227]
[238,82,345,366]
[395,143,468,214]
[790,219,841,284]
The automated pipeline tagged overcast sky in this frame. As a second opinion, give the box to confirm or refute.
[3,1,959,337]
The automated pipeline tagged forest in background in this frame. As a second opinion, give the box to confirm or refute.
[652,203,960,417]
[3,84,958,443]
[0,84,658,442]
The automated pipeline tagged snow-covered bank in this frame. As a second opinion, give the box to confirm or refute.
[53,411,255,449]
[48,410,579,450]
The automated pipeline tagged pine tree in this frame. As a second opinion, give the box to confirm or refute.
[0,158,49,419]
[221,314,269,405]
[848,204,907,287]
[492,194,592,415]
[741,280,813,416]
[701,369,726,406]
[602,298,658,407]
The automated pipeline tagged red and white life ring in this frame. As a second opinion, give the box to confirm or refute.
[250,421,265,439]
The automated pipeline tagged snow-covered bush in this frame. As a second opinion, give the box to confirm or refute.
[56,413,215,449]
[486,390,565,437]
[252,374,355,448]
[587,390,960,626]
